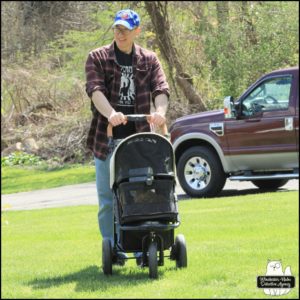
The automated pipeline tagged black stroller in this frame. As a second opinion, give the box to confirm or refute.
[102,115,187,279]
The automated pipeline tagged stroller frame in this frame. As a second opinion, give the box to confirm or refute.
[102,118,187,279]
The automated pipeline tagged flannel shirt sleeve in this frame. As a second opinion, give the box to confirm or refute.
[85,51,108,99]
[150,54,170,100]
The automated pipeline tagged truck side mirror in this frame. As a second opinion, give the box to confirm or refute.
[224,96,236,119]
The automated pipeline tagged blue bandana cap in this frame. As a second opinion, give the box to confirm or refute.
[112,9,140,30]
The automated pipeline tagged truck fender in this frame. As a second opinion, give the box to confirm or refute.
[172,133,231,173]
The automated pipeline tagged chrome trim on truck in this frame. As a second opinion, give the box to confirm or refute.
[209,122,224,136]
[229,173,298,181]
[285,117,294,131]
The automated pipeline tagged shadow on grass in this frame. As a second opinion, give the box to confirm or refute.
[27,264,177,292]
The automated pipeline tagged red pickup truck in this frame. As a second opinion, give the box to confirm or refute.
[170,67,299,197]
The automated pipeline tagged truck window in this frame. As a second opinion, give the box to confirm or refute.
[242,76,292,116]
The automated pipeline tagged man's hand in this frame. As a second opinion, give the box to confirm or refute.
[108,110,127,127]
[149,112,166,126]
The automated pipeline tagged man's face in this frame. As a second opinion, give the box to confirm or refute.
[113,25,140,52]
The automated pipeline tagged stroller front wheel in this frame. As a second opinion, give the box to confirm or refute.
[174,234,187,268]
[102,238,113,275]
[148,241,158,279]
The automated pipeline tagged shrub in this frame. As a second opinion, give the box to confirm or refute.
[1,151,43,167]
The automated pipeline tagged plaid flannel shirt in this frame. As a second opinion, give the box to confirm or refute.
[85,42,170,160]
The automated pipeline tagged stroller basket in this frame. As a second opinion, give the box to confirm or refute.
[117,178,178,225]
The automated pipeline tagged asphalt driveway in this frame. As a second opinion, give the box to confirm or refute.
[2,179,298,211]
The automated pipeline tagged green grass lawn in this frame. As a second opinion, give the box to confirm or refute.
[2,191,298,298]
[1,165,95,194]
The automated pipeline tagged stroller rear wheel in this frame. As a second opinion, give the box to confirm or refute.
[102,238,112,275]
[148,241,158,279]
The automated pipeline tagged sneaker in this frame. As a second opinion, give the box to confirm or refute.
[112,252,128,266]
[135,252,148,267]
[135,252,143,266]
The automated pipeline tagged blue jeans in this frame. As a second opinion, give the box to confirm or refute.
[94,154,141,258]
[94,154,114,246]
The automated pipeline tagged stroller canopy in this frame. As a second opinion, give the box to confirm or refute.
[110,133,175,188]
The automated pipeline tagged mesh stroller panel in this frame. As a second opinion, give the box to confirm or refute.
[113,134,174,185]
[117,179,178,224]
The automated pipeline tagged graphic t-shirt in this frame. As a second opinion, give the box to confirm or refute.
[113,43,136,139]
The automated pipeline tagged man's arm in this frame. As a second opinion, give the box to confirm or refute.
[151,93,169,126]
[92,90,126,126]
[86,51,126,127]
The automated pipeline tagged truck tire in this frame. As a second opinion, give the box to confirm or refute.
[177,146,226,197]
[251,179,289,190]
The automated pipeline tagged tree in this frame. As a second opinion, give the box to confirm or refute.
[144,1,206,110]
[240,1,257,46]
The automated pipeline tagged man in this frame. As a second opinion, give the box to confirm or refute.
[85,9,169,265]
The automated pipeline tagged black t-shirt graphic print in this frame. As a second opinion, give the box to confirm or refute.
[119,66,135,106]
[113,43,136,139]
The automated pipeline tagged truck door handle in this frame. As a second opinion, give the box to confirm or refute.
[285,117,293,131]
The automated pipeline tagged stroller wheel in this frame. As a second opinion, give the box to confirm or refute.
[102,238,112,275]
[174,234,187,268]
[148,241,158,279]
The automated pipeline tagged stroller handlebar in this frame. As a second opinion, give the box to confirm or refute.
[107,114,168,138]
[126,114,150,122]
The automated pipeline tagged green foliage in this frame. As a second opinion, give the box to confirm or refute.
[4,1,298,109]
[203,1,299,100]
[39,4,117,78]
[1,152,43,167]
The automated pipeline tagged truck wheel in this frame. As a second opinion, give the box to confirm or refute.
[177,146,226,197]
[251,179,289,190]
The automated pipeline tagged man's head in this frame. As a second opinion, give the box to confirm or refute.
[112,9,141,54]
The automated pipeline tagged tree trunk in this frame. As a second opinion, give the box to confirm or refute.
[144,1,206,110]
[240,1,258,45]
